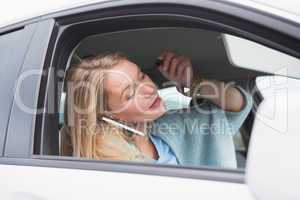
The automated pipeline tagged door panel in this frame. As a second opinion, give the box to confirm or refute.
[4,19,55,158]
[0,164,254,200]
[0,24,37,156]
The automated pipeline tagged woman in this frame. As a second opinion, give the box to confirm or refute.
[61,50,252,168]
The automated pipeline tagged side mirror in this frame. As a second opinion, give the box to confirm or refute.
[245,76,300,200]
[222,34,300,79]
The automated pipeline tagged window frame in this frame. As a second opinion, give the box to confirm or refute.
[1,2,299,184]
[0,25,37,156]
[2,19,56,158]
[41,15,254,183]
[34,4,300,181]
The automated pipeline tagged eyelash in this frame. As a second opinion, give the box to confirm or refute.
[127,90,135,100]
[125,73,146,100]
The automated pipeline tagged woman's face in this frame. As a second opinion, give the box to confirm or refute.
[104,59,166,123]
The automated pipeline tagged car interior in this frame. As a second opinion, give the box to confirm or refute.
[46,27,266,168]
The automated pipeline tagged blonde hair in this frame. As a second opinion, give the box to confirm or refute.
[60,53,146,161]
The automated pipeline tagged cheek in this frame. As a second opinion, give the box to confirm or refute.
[107,98,123,113]
[114,99,149,122]
[123,99,148,115]
[113,106,137,123]
[133,96,150,111]
[115,99,165,123]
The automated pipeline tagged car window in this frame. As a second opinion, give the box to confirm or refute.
[38,27,259,171]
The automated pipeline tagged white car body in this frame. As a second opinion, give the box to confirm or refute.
[1,0,299,28]
[0,1,299,200]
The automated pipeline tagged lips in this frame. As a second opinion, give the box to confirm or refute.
[149,96,161,109]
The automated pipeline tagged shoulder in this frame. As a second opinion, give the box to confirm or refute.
[150,103,213,136]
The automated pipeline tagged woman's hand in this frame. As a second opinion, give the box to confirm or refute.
[157,50,193,88]
[157,50,245,112]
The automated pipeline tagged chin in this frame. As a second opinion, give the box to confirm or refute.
[146,103,167,121]
[131,101,167,123]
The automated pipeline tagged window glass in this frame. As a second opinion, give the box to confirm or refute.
[0,28,32,155]
[48,28,259,170]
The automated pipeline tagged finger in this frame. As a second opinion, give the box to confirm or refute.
[174,56,186,77]
[157,56,168,74]
[158,63,167,75]
[169,56,179,77]
[176,63,186,80]
[158,49,168,64]
[157,50,169,73]
[159,49,168,58]
[163,51,175,72]
[170,56,185,78]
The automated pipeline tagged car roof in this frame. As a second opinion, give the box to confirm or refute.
[0,0,111,28]
[223,0,300,23]
[246,0,300,16]
[1,0,299,29]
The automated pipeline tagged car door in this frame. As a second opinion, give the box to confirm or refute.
[222,24,300,200]
[0,1,299,200]
[0,19,253,200]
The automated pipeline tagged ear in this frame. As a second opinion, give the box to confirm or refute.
[108,113,118,120]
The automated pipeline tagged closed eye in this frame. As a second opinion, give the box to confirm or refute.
[140,71,146,80]
[126,88,135,100]
[123,70,146,101]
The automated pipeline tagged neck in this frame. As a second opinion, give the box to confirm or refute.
[131,121,158,160]
[134,121,149,135]
[132,134,158,160]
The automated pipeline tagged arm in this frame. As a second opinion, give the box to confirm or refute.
[193,78,245,112]
[157,50,245,112]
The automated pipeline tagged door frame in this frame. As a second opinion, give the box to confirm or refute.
[1,1,299,184]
